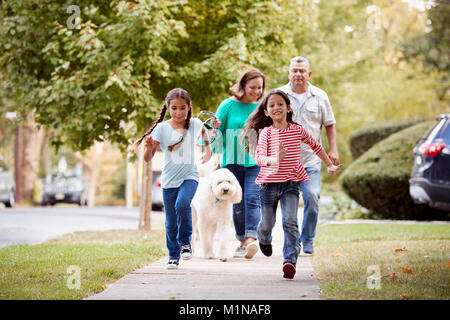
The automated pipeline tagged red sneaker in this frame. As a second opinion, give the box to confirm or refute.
[282,262,296,279]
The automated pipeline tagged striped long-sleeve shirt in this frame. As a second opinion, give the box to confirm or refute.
[255,123,324,184]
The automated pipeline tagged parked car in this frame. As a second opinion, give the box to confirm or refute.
[41,171,89,206]
[152,171,163,211]
[0,156,15,207]
[410,113,450,211]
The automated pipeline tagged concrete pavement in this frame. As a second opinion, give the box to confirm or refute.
[86,208,321,300]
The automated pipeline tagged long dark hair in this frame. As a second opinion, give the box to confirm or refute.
[241,90,297,155]
[133,88,192,150]
[230,68,266,101]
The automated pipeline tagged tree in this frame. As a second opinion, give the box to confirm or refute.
[402,2,450,73]
[284,0,447,170]
[0,0,307,221]
[1,0,306,152]
[402,2,449,102]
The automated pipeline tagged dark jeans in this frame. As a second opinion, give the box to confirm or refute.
[162,179,198,260]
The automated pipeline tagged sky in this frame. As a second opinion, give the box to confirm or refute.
[402,0,435,11]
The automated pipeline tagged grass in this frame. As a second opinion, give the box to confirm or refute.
[1,222,449,300]
[311,224,450,300]
[0,229,166,300]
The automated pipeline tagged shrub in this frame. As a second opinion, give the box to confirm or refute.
[320,195,374,220]
[340,120,447,220]
[349,119,425,160]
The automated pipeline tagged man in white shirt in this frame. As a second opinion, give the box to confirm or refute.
[278,56,339,254]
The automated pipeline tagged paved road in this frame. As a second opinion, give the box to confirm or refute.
[0,205,163,248]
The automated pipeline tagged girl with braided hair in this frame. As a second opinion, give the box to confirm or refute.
[134,88,212,269]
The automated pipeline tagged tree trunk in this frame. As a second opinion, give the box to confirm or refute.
[14,126,24,203]
[138,146,152,231]
[14,117,45,203]
[72,142,104,207]
[42,137,52,177]
[126,154,133,208]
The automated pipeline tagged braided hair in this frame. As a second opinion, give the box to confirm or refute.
[133,88,192,150]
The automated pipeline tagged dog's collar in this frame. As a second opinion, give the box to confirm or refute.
[215,198,220,204]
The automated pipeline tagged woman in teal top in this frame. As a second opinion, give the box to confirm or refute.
[213,68,266,259]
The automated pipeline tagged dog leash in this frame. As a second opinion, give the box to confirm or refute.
[196,110,222,169]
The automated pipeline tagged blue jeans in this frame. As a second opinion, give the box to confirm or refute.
[162,179,198,260]
[224,164,261,242]
[257,181,301,266]
[299,163,322,245]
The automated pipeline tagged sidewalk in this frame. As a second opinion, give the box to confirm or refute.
[86,208,321,300]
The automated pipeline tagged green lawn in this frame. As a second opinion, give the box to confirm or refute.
[312,223,450,300]
[0,229,166,300]
[1,223,448,300]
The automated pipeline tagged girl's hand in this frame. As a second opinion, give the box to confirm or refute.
[268,142,287,166]
[278,142,287,162]
[327,164,342,175]
[143,136,159,162]
[144,136,158,149]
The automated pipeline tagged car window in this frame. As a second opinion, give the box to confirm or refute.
[424,118,446,144]
[438,121,450,140]
[47,171,84,184]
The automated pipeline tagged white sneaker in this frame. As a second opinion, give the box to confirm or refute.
[245,242,258,259]
[166,259,179,269]
[234,245,247,258]
[180,244,192,260]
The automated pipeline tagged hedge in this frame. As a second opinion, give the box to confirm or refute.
[340,120,448,220]
[349,119,425,160]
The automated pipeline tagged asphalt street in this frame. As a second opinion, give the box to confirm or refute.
[0,205,164,248]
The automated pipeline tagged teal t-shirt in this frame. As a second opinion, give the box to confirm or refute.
[151,118,203,189]
[214,98,259,167]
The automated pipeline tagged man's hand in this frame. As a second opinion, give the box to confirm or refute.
[328,149,339,166]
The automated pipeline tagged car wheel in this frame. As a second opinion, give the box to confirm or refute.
[79,194,88,206]
[5,189,15,208]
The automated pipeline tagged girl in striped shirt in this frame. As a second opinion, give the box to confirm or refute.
[242,90,340,279]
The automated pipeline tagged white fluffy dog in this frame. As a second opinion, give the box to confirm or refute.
[191,168,242,262]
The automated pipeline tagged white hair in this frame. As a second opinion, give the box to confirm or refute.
[289,56,310,71]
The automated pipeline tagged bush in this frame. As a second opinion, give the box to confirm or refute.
[320,196,374,220]
[349,119,425,160]
[340,120,447,220]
